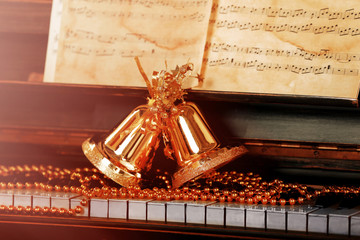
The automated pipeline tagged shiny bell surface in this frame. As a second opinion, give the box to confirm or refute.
[165,102,219,167]
[82,105,161,187]
[167,102,248,188]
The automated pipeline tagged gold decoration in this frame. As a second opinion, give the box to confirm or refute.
[82,58,247,188]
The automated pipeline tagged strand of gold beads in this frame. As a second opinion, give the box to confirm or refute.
[1,165,360,218]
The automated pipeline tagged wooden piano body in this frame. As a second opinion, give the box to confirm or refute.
[1,1,360,239]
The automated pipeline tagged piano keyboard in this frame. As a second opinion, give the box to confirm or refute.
[1,189,360,237]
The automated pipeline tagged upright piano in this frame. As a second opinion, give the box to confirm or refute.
[1,1,360,239]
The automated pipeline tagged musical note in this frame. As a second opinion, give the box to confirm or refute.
[207,57,359,77]
[212,4,360,21]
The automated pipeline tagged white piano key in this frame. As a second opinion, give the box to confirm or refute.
[71,197,89,217]
[308,208,336,234]
[90,198,108,218]
[13,189,33,207]
[206,202,226,226]
[225,203,246,228]
[147,200,166,222]
[166,200,188,223]
[266,206,287,231]
[287,206,318,232]
[0,189,13,205]
[186,201,216,225]
[51,192,80,209]
[128,199,152,221]
[32,191,51,208]
[351,213,360,237]
[108,198,128,219]
[246,205,267,229]
[329,208,360,236]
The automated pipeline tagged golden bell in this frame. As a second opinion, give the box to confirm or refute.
[82,105,161,187]
[166,102,247,188]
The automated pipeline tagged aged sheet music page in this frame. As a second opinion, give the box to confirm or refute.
[201,0,360,99]
[45,0,212,87]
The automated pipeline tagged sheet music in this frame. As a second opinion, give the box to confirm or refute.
[201,0,360,98]
[45,0,212,87]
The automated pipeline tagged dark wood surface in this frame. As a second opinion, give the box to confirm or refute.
[0,214,356,240]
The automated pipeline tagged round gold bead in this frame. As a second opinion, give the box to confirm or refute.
[25,182,33,189]
[25,206,32,214]
[63,185,70,192]
[80,198,88,206]
[0,205,7,212]
[33,206,41,214]
[59,208,66,215]
[68,209,75,216]
[165,195,171,201]
[16,182,24,189]
[200,194,207,201]
[8,205,15,212]
[246,197,253,204]
[210,195,217,201]
[75,206,83,214]
[146,193,153,199]
[50,207,58,214]
[43,206,50,214]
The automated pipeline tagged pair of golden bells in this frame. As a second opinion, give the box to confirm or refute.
[82,58,247,188]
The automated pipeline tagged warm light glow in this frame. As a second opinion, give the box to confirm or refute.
[179,116,200,154]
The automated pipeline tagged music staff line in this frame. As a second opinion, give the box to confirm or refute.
[207,58,359,76]
[210,43,360,63]
[68,6,206,22]
[70,0,209,9]
[214,20,360,37]
[62,44,198,58]
[65,29,192,46]
[215,5,360,21]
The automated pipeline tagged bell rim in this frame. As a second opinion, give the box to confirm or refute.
[82,138,140,187]
[171,145,248,189]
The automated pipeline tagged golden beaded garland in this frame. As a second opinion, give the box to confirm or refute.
[0,164,359,219]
